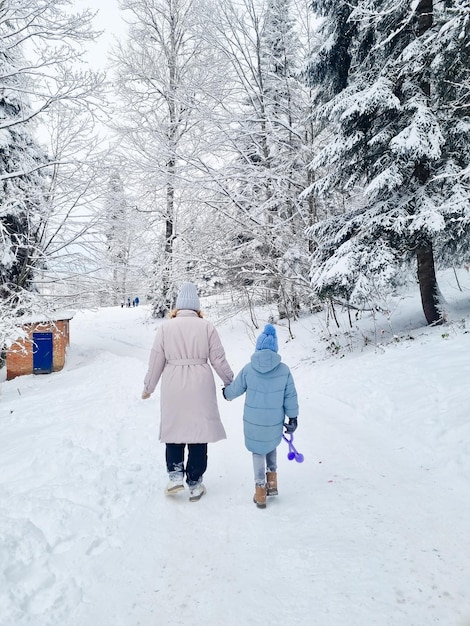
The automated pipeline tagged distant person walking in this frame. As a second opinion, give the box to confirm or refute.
[223,324,299,509]
[142,282,233,502]
[134,296,140,306]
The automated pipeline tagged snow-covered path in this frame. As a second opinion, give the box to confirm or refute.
[1,303,470,626]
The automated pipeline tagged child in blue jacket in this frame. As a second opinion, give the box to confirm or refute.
[223,324,299,508]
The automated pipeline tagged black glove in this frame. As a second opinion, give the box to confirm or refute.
[222,387,227,399]
[284,417,297,433]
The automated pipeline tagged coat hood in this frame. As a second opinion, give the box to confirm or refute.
[250,349,281,373]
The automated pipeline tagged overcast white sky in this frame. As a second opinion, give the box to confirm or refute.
[76,0,127,68]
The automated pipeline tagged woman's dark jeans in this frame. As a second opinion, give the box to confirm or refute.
[165,443,208,485]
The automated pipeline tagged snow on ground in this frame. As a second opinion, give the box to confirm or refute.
[1,271,470,626]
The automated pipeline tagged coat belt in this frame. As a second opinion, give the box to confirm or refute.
[166,358,207,366]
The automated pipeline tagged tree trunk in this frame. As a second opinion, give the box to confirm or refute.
[416,0,433,36]
[416,241,442,325]
[415,0,439,325]
[164,157,175,311]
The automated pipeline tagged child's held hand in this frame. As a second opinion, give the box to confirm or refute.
[284,417,297,433]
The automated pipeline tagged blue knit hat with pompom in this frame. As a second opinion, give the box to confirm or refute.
[255,323,278,352]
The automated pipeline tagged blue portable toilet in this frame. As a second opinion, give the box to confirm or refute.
[33,332,54,374]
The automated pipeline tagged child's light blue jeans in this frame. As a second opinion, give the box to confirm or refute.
[252,449,277,486]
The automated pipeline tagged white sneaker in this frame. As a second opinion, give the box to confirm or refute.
[189,483,206,502]
[164,480,185,495]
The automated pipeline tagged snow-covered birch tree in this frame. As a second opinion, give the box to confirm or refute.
[306,0,470,324]
[201,0,315,318]
[112,0,224,316]
[100,169,150,306]
[35,101,111,308]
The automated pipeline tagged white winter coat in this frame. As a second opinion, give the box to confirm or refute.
[143,310,234,443]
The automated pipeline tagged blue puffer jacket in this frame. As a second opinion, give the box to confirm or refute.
[224,350,299,454]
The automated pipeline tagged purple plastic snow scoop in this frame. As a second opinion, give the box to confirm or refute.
[282,433,304,463]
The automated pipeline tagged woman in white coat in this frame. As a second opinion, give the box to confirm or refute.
[142,282,233,501]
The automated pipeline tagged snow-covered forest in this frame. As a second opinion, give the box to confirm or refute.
[1,2,470,624]
[1,0,469,345]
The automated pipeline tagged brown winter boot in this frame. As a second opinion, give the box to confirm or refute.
[253,484,267,509]
[266,471,278,496]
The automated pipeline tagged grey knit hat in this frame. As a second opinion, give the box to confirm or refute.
[175,282,200,311]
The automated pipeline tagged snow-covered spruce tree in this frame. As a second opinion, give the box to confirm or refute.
[306,0,470,324]
[0,93,48,303]
[103,170,136,306]
[205,0,313,319]
[0,96,49,370]
[112,0,224,317]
